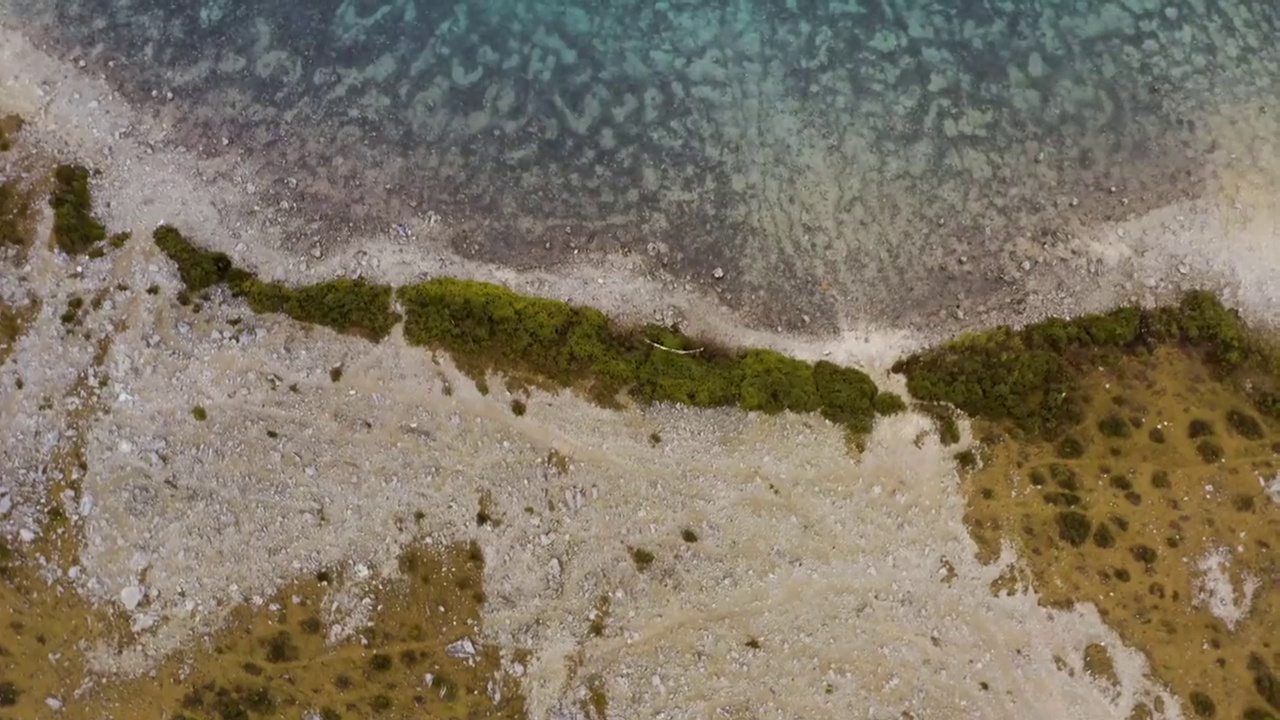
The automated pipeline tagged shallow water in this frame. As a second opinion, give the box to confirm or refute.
[4,0,1279,326]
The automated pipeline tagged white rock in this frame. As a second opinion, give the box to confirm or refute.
[18,528,35,542]
[120,585,145,611]
[446,637,477,658]
[45,697,63,711]
[0,494,11,516]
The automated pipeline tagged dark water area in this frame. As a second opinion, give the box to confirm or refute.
[5,0,1279,328]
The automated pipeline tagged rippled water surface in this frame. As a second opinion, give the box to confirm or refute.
[6,0,1279,325]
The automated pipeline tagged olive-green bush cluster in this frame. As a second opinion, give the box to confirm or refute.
[892,292,1280,437]
[396,278,894,431]
[152,225,399,341]
[49,164,107,255]
[153,230,893,431]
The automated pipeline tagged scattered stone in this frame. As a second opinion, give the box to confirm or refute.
[446,637,477,659]
[712,267,724,279]
[120,585,145,611]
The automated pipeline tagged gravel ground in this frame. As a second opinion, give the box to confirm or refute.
[2,20,1278,720]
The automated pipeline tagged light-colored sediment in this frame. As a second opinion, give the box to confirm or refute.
[1,19,1278,720]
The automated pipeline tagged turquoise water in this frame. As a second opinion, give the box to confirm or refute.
[7,0,1279,327]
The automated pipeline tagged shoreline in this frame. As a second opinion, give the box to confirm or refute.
[2,16,1279,720]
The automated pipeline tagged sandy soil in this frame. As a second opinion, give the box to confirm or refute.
[1,19,1278,720]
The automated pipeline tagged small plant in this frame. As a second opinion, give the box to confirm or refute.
[108,231,130,248]
[368,653,393,672]
[1097,414,1131,438]
[1226,409,1265,440]
[680,529,699,543]
[1092,523,1116,549]
[1150,470,1170,489]
[744,638,762,650]
[511,398,527,416]
[0,680,19,707]
[329,364,343,383]
[954,449,978,470]
[1055,510,1092,547]
[1195,439,1224,464]
[1129,544,1157,565]
[191,405,208,421]
[1148,427,1166,444]
[1187,691,1215,718]
[49,164,107,255]
[1187,418,1215,439]
[648,431,662,446]
[872,391,906,415]
[629,547,655,571]
[146,284,160,295]
[1055,436,1085,459]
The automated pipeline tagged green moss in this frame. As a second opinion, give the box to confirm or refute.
[191,405,208,422]
[892,292,1280,438]
[49,164,107,255]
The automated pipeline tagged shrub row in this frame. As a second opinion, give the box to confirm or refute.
[892,292,1280,437]
[154,228,898,432]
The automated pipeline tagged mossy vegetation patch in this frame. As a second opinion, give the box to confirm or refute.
[892,292,1280,439]
[48,164,107,256]
[0,179,36,249]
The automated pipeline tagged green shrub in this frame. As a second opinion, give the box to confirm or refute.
[1055,511,1091,547]
[1226,409,1265,440]
[49,165,106,255]
[813,361,878,430]
[872,391,906,416]
[153,225,239,292]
